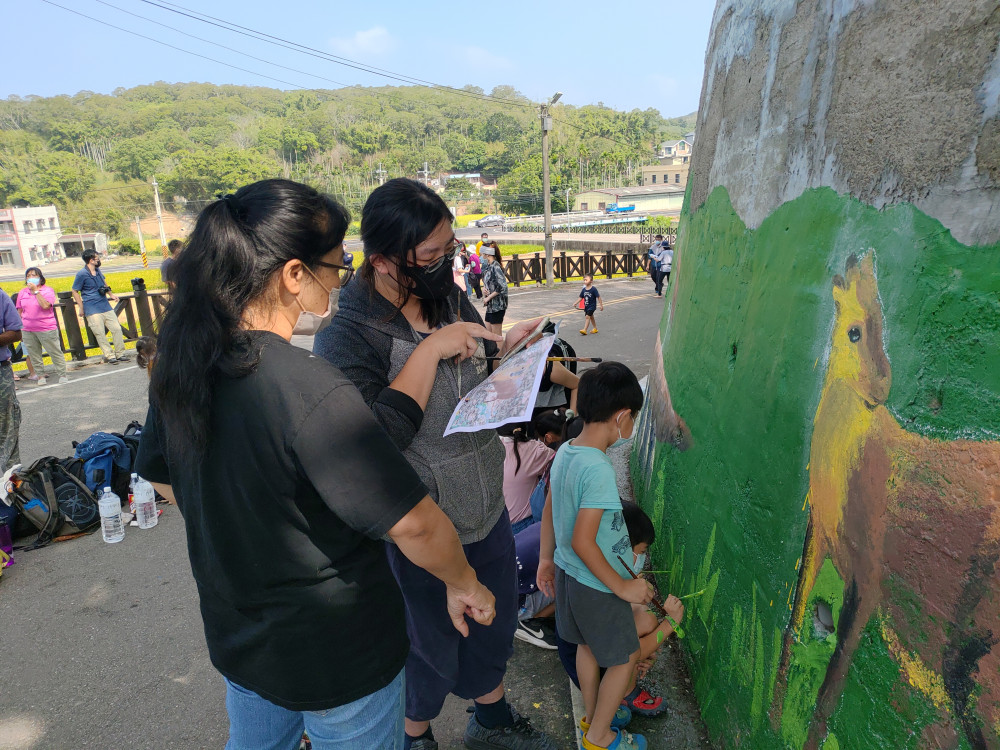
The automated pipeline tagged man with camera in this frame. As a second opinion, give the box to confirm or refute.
[71,250,129,365]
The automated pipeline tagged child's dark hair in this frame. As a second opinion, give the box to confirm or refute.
[622,502,655,548]
[576,361,643,423]
[497,421,532,473]
[135,336,157,372]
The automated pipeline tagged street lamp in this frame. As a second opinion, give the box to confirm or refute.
[540,91,562,287]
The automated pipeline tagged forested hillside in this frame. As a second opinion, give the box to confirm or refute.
[0,82,695,237]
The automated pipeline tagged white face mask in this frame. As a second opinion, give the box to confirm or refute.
[633,551,647,572]
[610,410,633,449]
[291,270,339,336]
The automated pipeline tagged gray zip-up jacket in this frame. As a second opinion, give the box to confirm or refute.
[314,281,506,544]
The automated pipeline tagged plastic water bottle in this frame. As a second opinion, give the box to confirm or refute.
[99,487,125,543]
[128,472,137,514]
[133,476,158,530]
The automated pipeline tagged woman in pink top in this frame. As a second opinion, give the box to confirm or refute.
[15,267,67,385]
[498,422,554,534]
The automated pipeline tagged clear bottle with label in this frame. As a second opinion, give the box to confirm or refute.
[128,472,137,514]
[99,486,125,543]
[133,476,158,530]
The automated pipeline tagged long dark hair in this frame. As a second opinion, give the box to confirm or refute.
[357,178,455,328]
[150,179,350,460]
[497,421,533,474]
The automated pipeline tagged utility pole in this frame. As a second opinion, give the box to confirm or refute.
[566,187,571,215]
[540,92,562,287]
[375,162,387,185]
[417,161,431,186]
[134,216,148,268]
[151,177,168,251]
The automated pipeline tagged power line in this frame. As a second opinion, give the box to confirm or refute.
[92,0,352,90]
[38,0,311,91]
[138,0,536,110]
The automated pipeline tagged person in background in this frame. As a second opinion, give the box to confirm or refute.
[481,245,509,336]
[316,178,555,750]
[476,232,489,254]
[579,275,603,336]
[15,267,67,386]
[498,422,554,536]
[136,179,495,750]
[72,250,129,365]
[453,243,471,297]
[649,237,672,297]
[467,244,483,299]
[161,239,183,288]
[0,292,22,472]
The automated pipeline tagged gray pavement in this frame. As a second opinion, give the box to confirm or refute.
[0,277,711,750]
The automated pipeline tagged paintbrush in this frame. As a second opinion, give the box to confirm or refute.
[482,356,603,363]
[617,554,686,639]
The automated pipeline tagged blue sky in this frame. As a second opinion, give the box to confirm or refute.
[8,0,714,117]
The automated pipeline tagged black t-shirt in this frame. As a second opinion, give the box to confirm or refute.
[135,332,427,711]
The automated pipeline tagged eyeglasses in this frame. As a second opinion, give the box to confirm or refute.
[414,239,459,274]
[314,251,355,285]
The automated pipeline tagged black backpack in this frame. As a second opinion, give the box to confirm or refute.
[5,456,100,549]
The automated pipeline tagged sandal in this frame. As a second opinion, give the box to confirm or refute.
[622,688,667,717]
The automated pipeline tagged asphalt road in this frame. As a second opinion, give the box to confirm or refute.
[0,277,709,750]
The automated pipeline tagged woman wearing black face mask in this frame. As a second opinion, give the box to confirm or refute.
[315,179,556,750]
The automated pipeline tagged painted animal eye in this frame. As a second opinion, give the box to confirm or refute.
[847,327,861,343]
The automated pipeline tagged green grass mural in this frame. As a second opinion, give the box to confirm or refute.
[635,185,1000,748]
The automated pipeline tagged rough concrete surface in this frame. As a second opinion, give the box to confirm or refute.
[691,0,1000,245]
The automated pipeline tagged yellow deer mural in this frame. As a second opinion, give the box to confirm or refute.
[773,253,1000,749]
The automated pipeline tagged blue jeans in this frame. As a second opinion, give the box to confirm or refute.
[224,669,404,750]
[510,515,535,535]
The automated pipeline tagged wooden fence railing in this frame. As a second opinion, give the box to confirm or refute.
[500,249,653,287]
[36,279,170,363]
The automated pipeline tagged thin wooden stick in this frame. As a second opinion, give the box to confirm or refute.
[617,554,685,638]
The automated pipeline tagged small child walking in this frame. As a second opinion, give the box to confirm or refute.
[579,275,603,335]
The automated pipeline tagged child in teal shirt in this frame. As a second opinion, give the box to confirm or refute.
[538,362,651,750]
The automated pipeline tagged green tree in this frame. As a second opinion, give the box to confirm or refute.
[163,148,278,200]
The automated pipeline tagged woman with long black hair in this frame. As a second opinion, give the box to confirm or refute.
[134,179,495,750]
[315,178,556,750]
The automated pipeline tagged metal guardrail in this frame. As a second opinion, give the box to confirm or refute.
[499,249,653,287]
[42,278,169,362]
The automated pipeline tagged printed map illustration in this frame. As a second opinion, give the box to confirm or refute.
[444,333,555,436]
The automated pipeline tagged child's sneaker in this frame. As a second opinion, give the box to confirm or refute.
[621,688,666,717]
[579,329,588,335]
[591,328,598,334]
[581,727,647,750]
[579,705,632,734]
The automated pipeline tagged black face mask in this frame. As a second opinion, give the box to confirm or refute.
[94,260,102,268]
[400,258,455,300]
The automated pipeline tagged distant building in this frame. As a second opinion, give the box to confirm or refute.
[573,184,685,213]
[59,232,108,258]
[658,138,693,158]
[644,132,695,189]
[0,205,66,268]
[643,159,690,188]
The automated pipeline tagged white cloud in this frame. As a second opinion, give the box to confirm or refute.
[464,46,514,72]
[329,27,395,58]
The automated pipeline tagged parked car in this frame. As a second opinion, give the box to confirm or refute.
[472,214,506,228]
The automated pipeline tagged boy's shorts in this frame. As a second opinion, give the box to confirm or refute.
[555,566,639,667]
[583,307,596,316]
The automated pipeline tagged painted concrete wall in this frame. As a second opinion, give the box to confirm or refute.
[633,2,1000,748]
